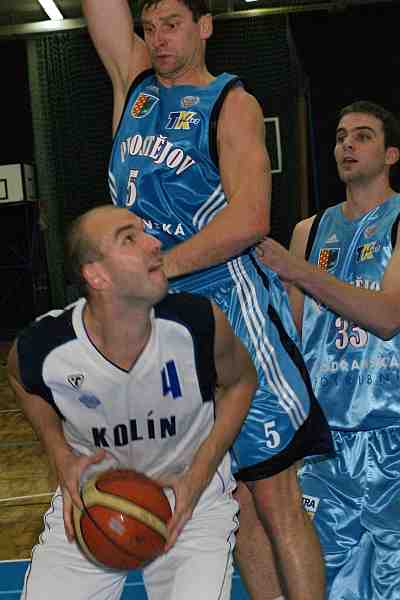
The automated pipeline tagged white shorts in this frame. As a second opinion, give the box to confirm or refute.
[22,490,238,600]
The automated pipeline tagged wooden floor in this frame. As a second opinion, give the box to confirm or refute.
[0,342,56,561]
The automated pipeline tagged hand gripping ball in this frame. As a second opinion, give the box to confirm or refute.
[73,468,172,570]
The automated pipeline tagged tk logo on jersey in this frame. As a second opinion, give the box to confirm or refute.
[356,241,380,262]
[165,111,200,130]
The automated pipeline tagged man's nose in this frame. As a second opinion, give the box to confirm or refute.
[152,29,166,48]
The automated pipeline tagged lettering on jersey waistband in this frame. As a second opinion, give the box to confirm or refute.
[302,494,320,520]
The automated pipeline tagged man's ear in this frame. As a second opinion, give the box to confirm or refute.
[199,13,213,40]
[386,146,400,167]
[82,262,109,291]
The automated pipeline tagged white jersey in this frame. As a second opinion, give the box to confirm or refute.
[17,293,235,507]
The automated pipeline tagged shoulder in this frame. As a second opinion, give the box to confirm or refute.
[292,215,317,241]
[290,215,316,247]
[155,292,214,333]
[17,305,77,367]
[221,85,263,119]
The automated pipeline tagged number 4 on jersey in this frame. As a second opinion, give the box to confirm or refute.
[161,360,182,399]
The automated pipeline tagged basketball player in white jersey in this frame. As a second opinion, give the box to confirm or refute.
[7,205,257,600]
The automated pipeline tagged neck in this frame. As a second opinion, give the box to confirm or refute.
[83,300,152,371]
[157,64,213,87]
[342,179,396,219]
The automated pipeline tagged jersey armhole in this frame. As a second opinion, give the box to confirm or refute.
[113,68,155,139]
[305,209,326,260]
[209,77,242,169]
[391,212,400,249]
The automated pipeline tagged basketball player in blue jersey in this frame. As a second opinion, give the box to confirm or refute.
[257,101,400,599]
[8,205,258,600]
[82,2,333,598]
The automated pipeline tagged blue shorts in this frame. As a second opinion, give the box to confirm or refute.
[299,426,400,599]
[170,252,332,480]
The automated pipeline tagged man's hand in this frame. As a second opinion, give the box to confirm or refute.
[257,237,304,283]
[55,449,110,542]
[156,469,202,552]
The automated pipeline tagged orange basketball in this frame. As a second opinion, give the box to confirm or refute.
[73,468,172,570]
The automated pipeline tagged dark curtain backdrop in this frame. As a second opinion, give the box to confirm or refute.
[27,32,113,305]
[289,1,400,214]
[26,14,305,306]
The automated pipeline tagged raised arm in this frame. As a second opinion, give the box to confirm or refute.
[258,219,400,340]
[162,87,271,278]
[7,342,107,540]
[164,303,257,548]
[82,0,151,132]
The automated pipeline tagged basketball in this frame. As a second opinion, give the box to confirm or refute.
[72,468,172,571]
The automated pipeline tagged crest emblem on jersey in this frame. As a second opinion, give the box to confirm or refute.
[318,248,339,271]
[67,374,85,389]
[131,93,159,118]
[356,241,380,262]
[165,111,200,130]
[181,95,200,108]
[79,394,101,409]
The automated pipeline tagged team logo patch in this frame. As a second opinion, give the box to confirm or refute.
[302,494,320,520]
[181,95,200,108]
[356,241,380,262]
[79,394,101,409]
[67,374,85,389]
[363,225,377,238]
[131,93,159,118]
[318,248,340,271]
[165,111,200,130]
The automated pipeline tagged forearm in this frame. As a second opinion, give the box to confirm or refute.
[12,380,74,472]
[163,206,269,279]
[187,380,254,494]
[296,261,400,339]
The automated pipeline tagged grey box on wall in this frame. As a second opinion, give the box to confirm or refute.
[0,163,37,203]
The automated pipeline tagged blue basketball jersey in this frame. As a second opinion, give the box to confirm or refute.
[109,68,333,474]
[109,70,241,268]
[302,195,400,430]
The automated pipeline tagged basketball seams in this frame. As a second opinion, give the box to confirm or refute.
[72,469,172,569]
[72,505,108,569]
[82,475,169,538]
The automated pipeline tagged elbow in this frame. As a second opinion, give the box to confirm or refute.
[252,216,270,241]
[379,326,400,341]
[374,320,400,341]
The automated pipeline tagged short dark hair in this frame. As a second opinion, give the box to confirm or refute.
[339,100,400,151]
[65,213,104,298]
[139,0,210,21]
